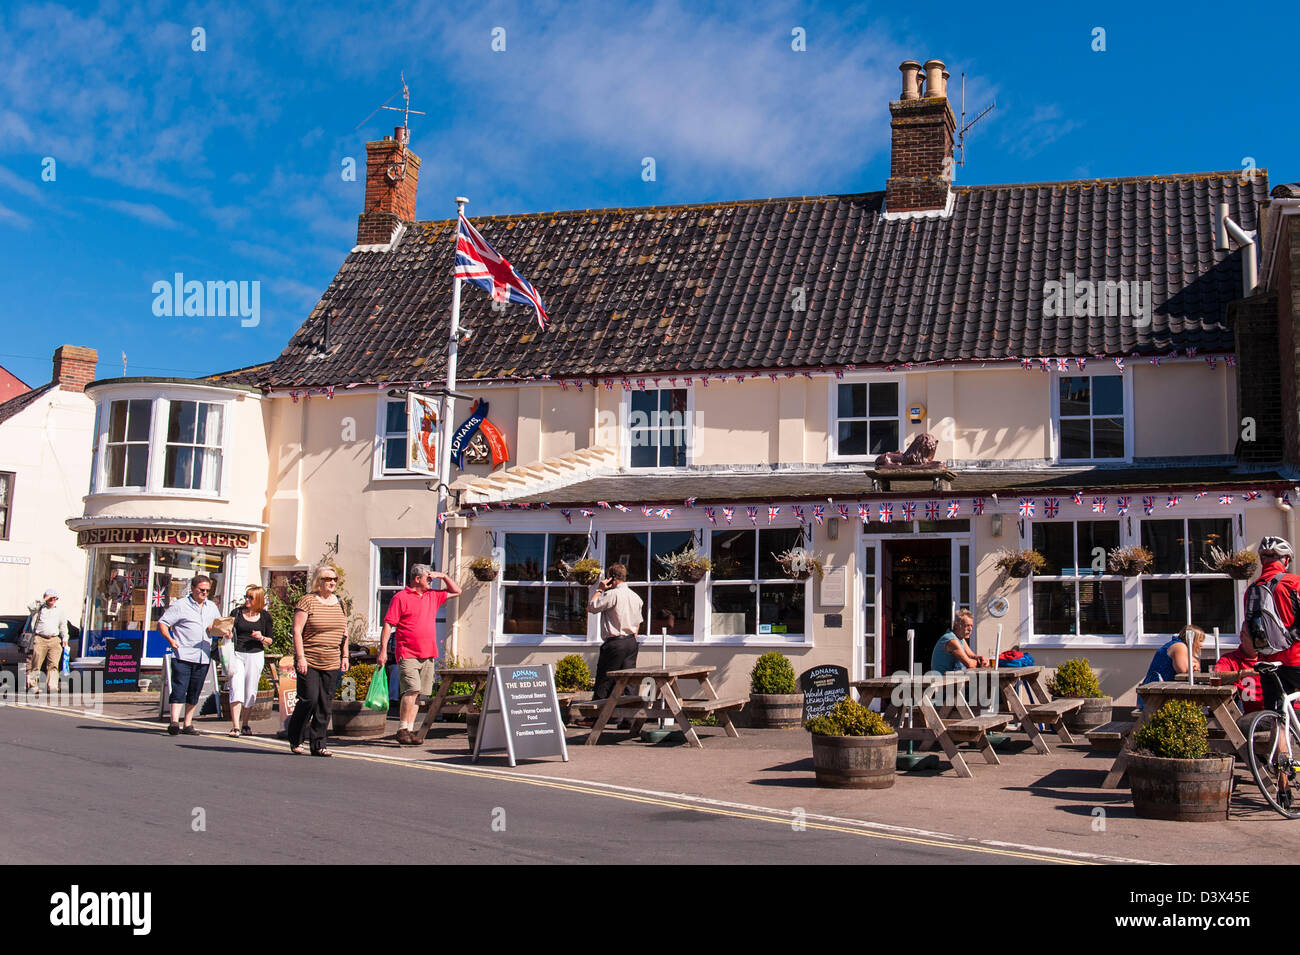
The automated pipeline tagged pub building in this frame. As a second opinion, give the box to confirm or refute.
[72,61,1300,702]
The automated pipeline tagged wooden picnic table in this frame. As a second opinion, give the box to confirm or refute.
[1101,682,1247,789]
[984,665,1084,755]
[852,672,1010,778]
[578,665,746,748]
[414,666,491,742]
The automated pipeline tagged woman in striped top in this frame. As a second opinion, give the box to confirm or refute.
[287,565,350,756]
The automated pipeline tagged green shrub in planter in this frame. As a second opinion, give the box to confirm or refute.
[1133,699,1209,760]
[806,698,894,737]
[257,674,272,692]
[555,654,592,692]
[335,663,375,701]
[1047,658,1103,698]
[750,652,797,694]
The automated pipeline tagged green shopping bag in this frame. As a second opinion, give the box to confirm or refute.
[363,665,389,711]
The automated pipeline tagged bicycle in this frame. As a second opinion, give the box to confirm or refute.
[1245,661,1300,818]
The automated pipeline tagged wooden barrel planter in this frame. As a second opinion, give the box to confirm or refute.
[811,733,899,789]
[1065,696,1113,733]
[218,690,274,721]
[329,700,387,738]
[1128,753,1233,822]
[749,693,804,729]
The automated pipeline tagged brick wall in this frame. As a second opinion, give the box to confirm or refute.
[357,129,422,245]
[51,345,97,394]
[885,97,956,213]
[1233,293,1283,462]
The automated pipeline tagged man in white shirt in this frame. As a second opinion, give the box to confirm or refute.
[27,589,68,695]
[587,564,643,700]
[156,576,220,736]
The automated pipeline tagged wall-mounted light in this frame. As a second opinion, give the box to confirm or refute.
[827,517,839,541]
[991,513,1003,537]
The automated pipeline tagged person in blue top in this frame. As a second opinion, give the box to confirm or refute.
[929,609,990,674]
[1138,624,1205,708]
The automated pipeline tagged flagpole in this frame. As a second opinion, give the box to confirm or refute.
[435,196,468,579]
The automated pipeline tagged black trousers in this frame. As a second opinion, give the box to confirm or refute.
[287,666,341,752]
[594,635,639,700]
[1263,665,1300,712]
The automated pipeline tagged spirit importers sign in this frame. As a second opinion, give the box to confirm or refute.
[76,526,253,549]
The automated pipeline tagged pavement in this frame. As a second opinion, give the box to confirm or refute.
[12,694,1300,865]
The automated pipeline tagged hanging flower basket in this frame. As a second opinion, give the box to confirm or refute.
[656,544,712,583]
[1204,545,1259,580]
[773,547,825,581]
[995,548,1046,579]
[468,558,500,582]
[1107,545,1154,577]
[560,558,603,586]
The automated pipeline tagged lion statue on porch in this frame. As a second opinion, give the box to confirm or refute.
[874,432,938,469]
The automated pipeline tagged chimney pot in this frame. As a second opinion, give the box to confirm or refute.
[923,59,947,98]
[899,60,922,100]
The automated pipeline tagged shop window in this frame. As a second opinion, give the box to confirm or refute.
[628,389,688,468]
[501,533,589,638]
[1140,518,1236,636]
[607,530,697,637]
[1030,520,1124,636]
[106,399,153,488]
[834,381,899,458]
[709,527,806,640]
[163,401,223,491]
[1056,374,1126,461]
[0,471,12,540]
[376,545,433,624]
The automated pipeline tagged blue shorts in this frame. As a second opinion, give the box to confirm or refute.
[169,657,211,705]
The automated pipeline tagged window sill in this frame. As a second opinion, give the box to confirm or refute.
[1023,635,1154,650]
[702,635,812,647]
[87,489,228,503]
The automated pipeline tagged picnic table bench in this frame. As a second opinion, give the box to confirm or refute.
[1102,682,1248,788]
[413,666,491,742]
[983,666,1083,754]
[582,666,744,748]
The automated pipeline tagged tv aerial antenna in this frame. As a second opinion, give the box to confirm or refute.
[956,73,996,168]
[355,72,426,182]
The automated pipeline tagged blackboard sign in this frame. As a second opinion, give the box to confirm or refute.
[474,664,569,767]
[104,637,143,693]
[800,664,850,722]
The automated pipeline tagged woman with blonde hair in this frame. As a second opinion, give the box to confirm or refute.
[286,564,349,756]
[228,584,273,736]
[1138,624,1206,708]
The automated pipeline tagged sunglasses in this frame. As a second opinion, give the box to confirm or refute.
[194,588,211,593]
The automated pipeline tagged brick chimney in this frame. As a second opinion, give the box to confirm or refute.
[357,126,422,246]
[885,59,957,214]
[52,345,97,393]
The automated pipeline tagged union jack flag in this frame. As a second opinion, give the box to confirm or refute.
[559,381,568,391]
[705,507,716,525]
[636,378,646,390]
[604,380,613,390]
[837,504,851,522]
[641,506,653,516]
[858,503,870,522]
[598,501,611,508]
[538,502,549,509]
[1072,492,1083,506]
[455,213,549,329]
[1226,355,1237,367]
[701,376,710,388]
[1018,498,1035,517]
[1166,495,1181,508]
[1076,358,1087,370]
[792,505,805,523]
[499,502,512,510]
[1021,359,1033,370]
[657,507,673,519]
[1044,497,1060,517]
[902,502,916,521]
[972,498,985,515]
[575,381,583,392]
[437,511,449,525]
[1117,496,1131,515]
[768,505,781,523]
[1143,495,1155,514]
[723,506,735,525]
[1187,348,1197,358]
[1039,359,1050,373]
[517,503,531,510]
[580,508,594,517]
[1056,358,1069,372]
[879,503,894,523]
[946,501,959,518]
[812,505,825,525]
[561,509,572,523]
[1194,491,1207,500]
[1245,490,1261,501]
[925,501,940,520]
[1114,358,1125,371]
[746,506,759,524]
[479,504,491,511]
[1219,494,1233,505]
[152,589,166,608]
[614,504,630,513]
[1092,497,1107,514]
[1206,357,1217,369]
[684,497,698,508]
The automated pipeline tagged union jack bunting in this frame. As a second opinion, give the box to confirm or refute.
[575,381,583,392]
[1039,359,1050,372]
[636,378,646,390]
[604,380,614,390]
[152,589,166,608]
[736,375,746,384]
[902,502,916,521]
[559,381,568,391]
[746,506,759,524]
[580,508,594,517]
[946,501,960,518]
[837,504,851,521]
[561,509,572,523]
[769,373,779,383]
[1194,491,1207,500]
[972,498,985,515]
[517,503,531,509]
[1206,357,1217,369]
[812,505,826,525]
[858,503,870,522]
[1072,492,1083,506]
[614,504,630,513]
[325,386,334,399]
[621,379,630,391]
[925,501,940,520]
[1114,358,1125,371]
[538,502,550,509]
[1018,498,1035,517]
[657,507,673,519]
[684,377,693,386]
[879,503,894,523]
[1056,358,1068,372]
[1021,359,1032,370]
[499,503,511,510]
[1076,358,1087,370]
[455,212,549,329]
[1044,497,1060,518]
[1219,494,1233,505]
[1143,495,1156,514]
[479,504,491,511]
[723,506,735,524]
[684,497,698,507]
[641,506,652,516]
[1092,497,1107,514]
[1117,496,1131,515]
[1150,356,1161,367]
[701,376,710,388]
[437,512,449,526]
[768,505,781,523]
[1166,495,1181,508]
[705,507,717,525]
[792,505,805,522]
[1226,355,1236,367]
[834,369,845,379]
[1187,348,1198,358]
[597,501,611,508]
[1245,490,1261,501]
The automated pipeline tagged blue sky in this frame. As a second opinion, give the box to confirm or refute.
[1,0,1295,387]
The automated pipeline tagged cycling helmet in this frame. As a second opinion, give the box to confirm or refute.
[1258,536,1293,560]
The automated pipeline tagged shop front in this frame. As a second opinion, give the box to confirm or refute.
[71,524,258,665]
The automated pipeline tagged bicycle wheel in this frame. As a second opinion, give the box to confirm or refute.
[1245,709,1300,819]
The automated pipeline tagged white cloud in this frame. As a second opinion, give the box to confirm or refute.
[87,197,184,230]
[0,200,32,227]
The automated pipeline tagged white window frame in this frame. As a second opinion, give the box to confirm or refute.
[619,386,694,470]
[704,523,814,647]
[91,387,235,500]
[606,527,705,645]
[494,527,599,646]
[827,374,905,463]
[1025,516,1128,646]
[1049,367,1134,464]
[160,399,225,492]
[1136,513,1241,643]
[372,395,425,481]
[368,539,438,639]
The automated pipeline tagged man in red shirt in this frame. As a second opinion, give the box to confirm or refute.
[378,563,462,745]
[1245,537,1300,710]
[1214,624,1263,714]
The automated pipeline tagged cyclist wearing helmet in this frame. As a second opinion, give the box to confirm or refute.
[1247,536,1300,709]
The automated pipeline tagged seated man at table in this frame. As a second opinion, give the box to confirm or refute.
[1214,624,1263,714]
[929,610,990,675]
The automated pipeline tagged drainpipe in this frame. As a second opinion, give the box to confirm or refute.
[1215,203,1258,297]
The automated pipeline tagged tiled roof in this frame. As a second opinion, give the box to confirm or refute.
[0,382,54,425]
[251,170,1266,389]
